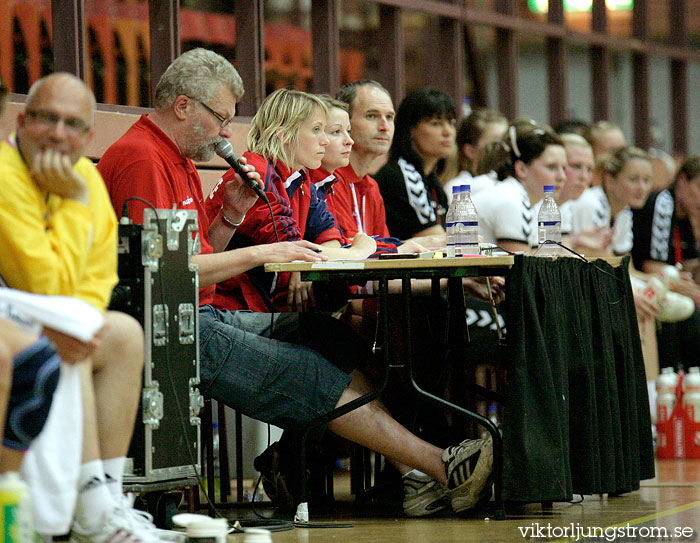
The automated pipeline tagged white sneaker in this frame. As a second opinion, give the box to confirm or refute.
[117,495,186,543]
[658,291,695,323]
[70,502,185,543]
[402,472,449,517]
[442,436,493,514]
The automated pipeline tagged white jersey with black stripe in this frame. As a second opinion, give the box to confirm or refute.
[472,177,533,246]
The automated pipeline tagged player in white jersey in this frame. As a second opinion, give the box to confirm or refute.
[472,122,566,254]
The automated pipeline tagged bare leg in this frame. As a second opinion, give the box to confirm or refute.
[80,360,100,462]
[346,370,413,475]
[0,340,11,471]
[91,311,144,460]
[328,380,446,485]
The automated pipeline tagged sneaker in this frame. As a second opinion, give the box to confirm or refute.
[402,472,449,517]
[442,436,493,514]
[70,502,184,543]
[253,443,298,514]
[117,495,186,543]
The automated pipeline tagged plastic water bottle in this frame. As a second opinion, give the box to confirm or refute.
[683,367,700,424]
[212,421,220,473]
[536,185,562,256]
[455,185,479,256]
[243,528,272,543]
[657,367,679,425]
[445,185,460,257]
[487,404,499,427]
[0,472,35,543]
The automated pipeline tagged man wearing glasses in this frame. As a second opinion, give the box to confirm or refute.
[100,48,495,519]
[0,73,177,543]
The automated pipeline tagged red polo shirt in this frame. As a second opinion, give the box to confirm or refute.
[98,114,216,305]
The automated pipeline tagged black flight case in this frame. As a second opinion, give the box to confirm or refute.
[110,207,203,523]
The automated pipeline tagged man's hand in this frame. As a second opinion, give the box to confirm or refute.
[287,271,315,312]
[42,324,105,364]
[462,276,506,304]
[30,149,89,205]
[221,155,263,221]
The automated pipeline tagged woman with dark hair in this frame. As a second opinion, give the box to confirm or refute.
[444,108,507,201]
[374,87,456,241]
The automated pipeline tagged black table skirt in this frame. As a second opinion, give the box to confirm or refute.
[501,255,655,502]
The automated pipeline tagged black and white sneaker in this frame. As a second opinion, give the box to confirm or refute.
[402,472,449,517]
[442,436,493,514]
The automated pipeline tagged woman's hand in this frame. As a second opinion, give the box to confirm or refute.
[632,288,660,322]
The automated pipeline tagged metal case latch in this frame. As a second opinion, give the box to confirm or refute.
[142,231,163,272]
[189,377,204,425]
[143,383,164,429]
[178,303,195,344]
[153,304,169,346]
[167,206,190,251]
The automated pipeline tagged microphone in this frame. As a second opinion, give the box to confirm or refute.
[214,140,269,204]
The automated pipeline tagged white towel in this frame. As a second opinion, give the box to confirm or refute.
[21,363,82,534]
[0,289,104,342]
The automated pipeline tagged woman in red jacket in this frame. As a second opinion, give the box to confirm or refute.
[205,89,374,312]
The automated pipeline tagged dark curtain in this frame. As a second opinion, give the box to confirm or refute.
[501,255,655,502]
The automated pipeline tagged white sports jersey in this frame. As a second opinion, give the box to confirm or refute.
[472,177,533,246]
[570,186,633,255]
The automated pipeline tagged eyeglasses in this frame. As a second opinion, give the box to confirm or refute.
[193,99,234,129]
[25,109,91,136]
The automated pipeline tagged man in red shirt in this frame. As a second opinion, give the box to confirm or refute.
[99,49,494,518]
[324,81,429,253]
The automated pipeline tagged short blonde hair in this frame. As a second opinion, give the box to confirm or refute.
[559,132,591,151]
[247,89,328,169]
[318,94,348,113]
[597,146,650,178]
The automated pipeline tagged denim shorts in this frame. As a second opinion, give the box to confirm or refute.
[199,306,366,431]
[4,335,60,451]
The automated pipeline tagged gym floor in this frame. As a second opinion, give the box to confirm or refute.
[212,459,700,543]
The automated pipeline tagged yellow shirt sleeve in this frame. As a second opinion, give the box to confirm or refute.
[0,143,118,311]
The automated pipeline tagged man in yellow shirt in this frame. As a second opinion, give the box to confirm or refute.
[0,75,63,473]
[0,73,172,543]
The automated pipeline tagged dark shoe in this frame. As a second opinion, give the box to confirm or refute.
[253,442,298,514]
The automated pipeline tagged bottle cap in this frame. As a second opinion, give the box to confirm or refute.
[243,528,272,543]
[186,518,228,543]
[543,185,554,192]
[452,185,460,194]
[462,184,471,192]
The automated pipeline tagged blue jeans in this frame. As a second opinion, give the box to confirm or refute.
[199,306,362,431]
